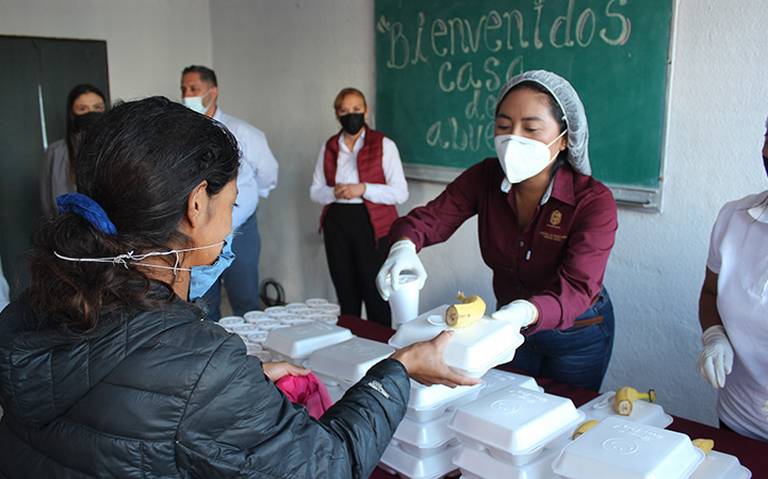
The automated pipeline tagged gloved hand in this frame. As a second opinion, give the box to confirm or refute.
[698,325,734,389]
[376,240,427,301]
[491,300,538,328]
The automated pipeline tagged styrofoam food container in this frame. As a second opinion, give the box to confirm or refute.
[689,450,751,479]
[406,380,483,423]
[315,315,339,325]
[218,316,245,327]
[480,369,541,396]
[306,337,395,383]
[305,298,329,307]
[389,305,525,377]
[314,303,341,315]
[380,440,461,479]
[395,439,460,460]
[579,391,673,429]
[394,413,455,451]
[455,442,561,479]
[552,417,705,479]
[284,302,307,311]
[229,323,261,334]
[264,306,287,314]
[264,322,353,359]
[252,350,273,362]
[282,317,315,326]
[243,310,268,323]
[449,387,585,464]
[260,324,290,332]
[242,330,269,343]
[266,310,295,320]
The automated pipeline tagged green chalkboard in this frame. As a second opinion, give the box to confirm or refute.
[375,0,674,193]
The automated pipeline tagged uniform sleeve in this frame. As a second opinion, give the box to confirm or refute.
[527,186,618,332]
[362,139,409,205]
[176,335,409,479]
[387,161,485,251]
[310,144,336,205]
[706,202,733,274]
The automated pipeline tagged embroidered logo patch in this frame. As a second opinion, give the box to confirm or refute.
[549,210,563,227]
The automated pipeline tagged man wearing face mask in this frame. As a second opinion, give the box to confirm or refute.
[180,65,279,320]
[40,84,108,217]
[310,87,408,326]
[377,70,618,391]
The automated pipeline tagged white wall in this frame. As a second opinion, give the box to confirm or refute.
[0,0,213,101]
[210,0,768,425]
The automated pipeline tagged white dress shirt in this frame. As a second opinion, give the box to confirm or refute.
[213,109,279,229]
[707,190,768,440]
[309,129,408,205]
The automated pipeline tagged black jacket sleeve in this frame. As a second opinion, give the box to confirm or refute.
[175,335,410,478]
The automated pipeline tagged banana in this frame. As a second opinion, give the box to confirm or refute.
[572,419,600,440]
[614,386,657,416]
[445,292,486,328]
[692,438,714,455]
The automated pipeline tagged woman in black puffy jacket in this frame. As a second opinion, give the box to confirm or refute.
[0,97,476,478]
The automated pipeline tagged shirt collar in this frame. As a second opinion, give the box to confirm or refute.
[747,191,768,223]
[337,128,366,154]
[499,162,575,206]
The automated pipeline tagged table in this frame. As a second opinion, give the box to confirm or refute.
[336,316,768,478]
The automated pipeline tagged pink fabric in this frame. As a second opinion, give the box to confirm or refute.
[275,373,333,419]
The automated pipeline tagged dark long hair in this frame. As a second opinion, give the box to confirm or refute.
[31,97,240,331]
[65,84,107,163]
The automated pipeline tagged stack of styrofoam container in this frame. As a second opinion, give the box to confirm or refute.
[551,417,707,478]
[379,306,531,479]
[449,387,585,479]
[305,336,395,403]
[379,380,480,479]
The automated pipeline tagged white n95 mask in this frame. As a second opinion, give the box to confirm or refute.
[495,129,567,184]
[182,90,211,115]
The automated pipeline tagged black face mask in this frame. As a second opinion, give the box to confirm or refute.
[71,111,104,133]
[339,113,365,135]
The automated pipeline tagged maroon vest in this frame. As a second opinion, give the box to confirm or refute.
[320,127,399,240]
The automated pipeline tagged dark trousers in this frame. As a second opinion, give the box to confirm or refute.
[509,287,615,391]
[202,211,262,321]
[323,203,391,327]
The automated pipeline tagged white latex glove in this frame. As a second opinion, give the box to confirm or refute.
[491,300,538,328]
[376,240,427,301]
[698,325,734,389]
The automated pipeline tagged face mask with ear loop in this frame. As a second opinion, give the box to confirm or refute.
[495,129,568,184]
[182,89,212,115]
[54,232,236,301]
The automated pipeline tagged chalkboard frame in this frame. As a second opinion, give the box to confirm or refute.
[374,0,680,212]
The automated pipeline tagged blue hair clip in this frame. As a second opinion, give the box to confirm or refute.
[56,193,118,236]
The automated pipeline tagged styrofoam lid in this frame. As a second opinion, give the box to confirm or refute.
[394,413,455,450]
[689,451,751,479]
[454,442,561,479]
[552,417,706,479]
[305,298,329,307]
[579,392,673,429]
[306,337,395,383]
[264,322,353,359]
[449,387,583,456]
[408,380,482,412]
[480,369,540,395]
[388,305,524,376]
